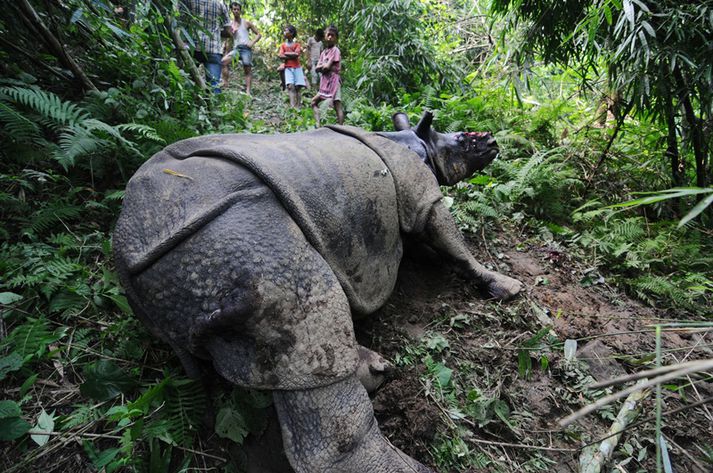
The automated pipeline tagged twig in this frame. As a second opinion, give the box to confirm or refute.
[588,359,713,389]
[559,359,713,427]
[423,382,577,453]
[576,396,713,451]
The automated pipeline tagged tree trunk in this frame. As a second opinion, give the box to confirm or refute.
[675,69,707,188]
[169,27,208,91]
[16,0,97,92]
[663,93,683,187]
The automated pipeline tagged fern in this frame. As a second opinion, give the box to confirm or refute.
[54,126,111,169]
[0,102,41,142]
[28,201,84,234]
[116,123,165,144]
[2,318,64,358]
[0,86,89,128]
[146,378,207,446]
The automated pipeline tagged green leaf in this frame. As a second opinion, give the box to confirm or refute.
[108,294,132,315]
[80,360,136,401]
[678,192,713,228]
[214,406,249,443]
[31,409,55,446]
[0,400,22,419]
[19,374,38,398]
[0,416,32,441]
[0,292,23,305]
[0,353,24,381]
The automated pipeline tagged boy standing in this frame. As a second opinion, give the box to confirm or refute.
[278,25,306,108]
[221,2,261,95]
[306,28,324,87]
[311,26,343,127]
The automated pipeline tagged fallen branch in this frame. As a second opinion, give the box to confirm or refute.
[578,379,650,473]
[559,359,713,427]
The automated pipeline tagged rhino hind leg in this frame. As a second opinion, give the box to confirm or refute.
[274,374,433,473]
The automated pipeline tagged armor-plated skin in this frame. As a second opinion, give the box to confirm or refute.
[113,112,522,473]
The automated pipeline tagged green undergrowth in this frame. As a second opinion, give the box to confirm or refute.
[1,58,711,471]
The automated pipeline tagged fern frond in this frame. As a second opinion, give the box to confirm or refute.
[54,126,110,169]
[147,380,206,445]
[0,86,89,127]
[0,102,41,142]
[116,123,165,143]
[28,202,83,234]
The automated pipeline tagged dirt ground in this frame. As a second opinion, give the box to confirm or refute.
[356,230,713,472]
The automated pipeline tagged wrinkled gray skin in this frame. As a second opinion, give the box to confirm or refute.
[113,111,522,473]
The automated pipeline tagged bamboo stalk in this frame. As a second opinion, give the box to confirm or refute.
[579,379,650,473]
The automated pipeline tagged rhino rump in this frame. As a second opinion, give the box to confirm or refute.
[114,129,417,389]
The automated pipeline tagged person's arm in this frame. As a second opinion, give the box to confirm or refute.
[278,43,288,60]
[282,43,300,58]
[247,21,261,48]
[219,5,231,37]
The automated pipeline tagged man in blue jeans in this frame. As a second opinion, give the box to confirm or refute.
[183,0,231,93]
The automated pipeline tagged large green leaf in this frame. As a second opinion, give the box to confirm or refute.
[31,409,55,446]
[80,360,137,401]
[0,416,31,441]
[214,406,249,444]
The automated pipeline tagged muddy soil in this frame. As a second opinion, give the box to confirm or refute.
[356,231,713,472]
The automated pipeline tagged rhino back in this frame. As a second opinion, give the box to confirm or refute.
[114,129,403,316]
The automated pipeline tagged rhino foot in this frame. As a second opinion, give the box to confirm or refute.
[482,272,523,301]
[356,345,394,394]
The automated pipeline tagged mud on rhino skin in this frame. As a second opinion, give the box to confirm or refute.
[113,112,523,472]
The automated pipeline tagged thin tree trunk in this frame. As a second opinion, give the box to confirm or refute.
[16,0,97,92]
[664,93,683,187]
[169,27,207,91]
[585,100,634,192]
[675,69,707,188]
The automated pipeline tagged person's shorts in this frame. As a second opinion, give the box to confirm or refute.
[284,67,306,87]
[318,84,342,102]
[235,45,253,67]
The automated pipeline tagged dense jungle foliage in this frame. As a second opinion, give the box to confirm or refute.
[1,0,712,472]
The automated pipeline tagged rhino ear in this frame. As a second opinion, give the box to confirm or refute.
[392,112,411,131]
[414,111,434,140]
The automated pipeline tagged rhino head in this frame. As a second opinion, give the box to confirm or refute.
[390,111,499,185]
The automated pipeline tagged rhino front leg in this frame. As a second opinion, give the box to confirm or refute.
[273,374,433,473]
[422,202,523,301]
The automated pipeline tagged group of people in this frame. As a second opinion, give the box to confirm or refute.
[183,0,343,126]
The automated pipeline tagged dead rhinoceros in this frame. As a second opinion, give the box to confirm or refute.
[113,111,522,472]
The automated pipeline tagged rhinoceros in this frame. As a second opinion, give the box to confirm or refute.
[113,111,522,472]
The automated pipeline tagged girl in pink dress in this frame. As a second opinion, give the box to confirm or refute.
[311,26,344,127]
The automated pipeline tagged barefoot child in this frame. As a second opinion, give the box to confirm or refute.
[220,2,261,94]
[278,25,306,108]
[311,26,344,127]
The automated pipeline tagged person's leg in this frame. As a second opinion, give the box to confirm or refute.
[239,46,254,95]
[294,68,306,108]
[204,53,223,93]
[311,95,323,127]
[287,84,296,107]
[334,100,344,125]
[244,66,253,95]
